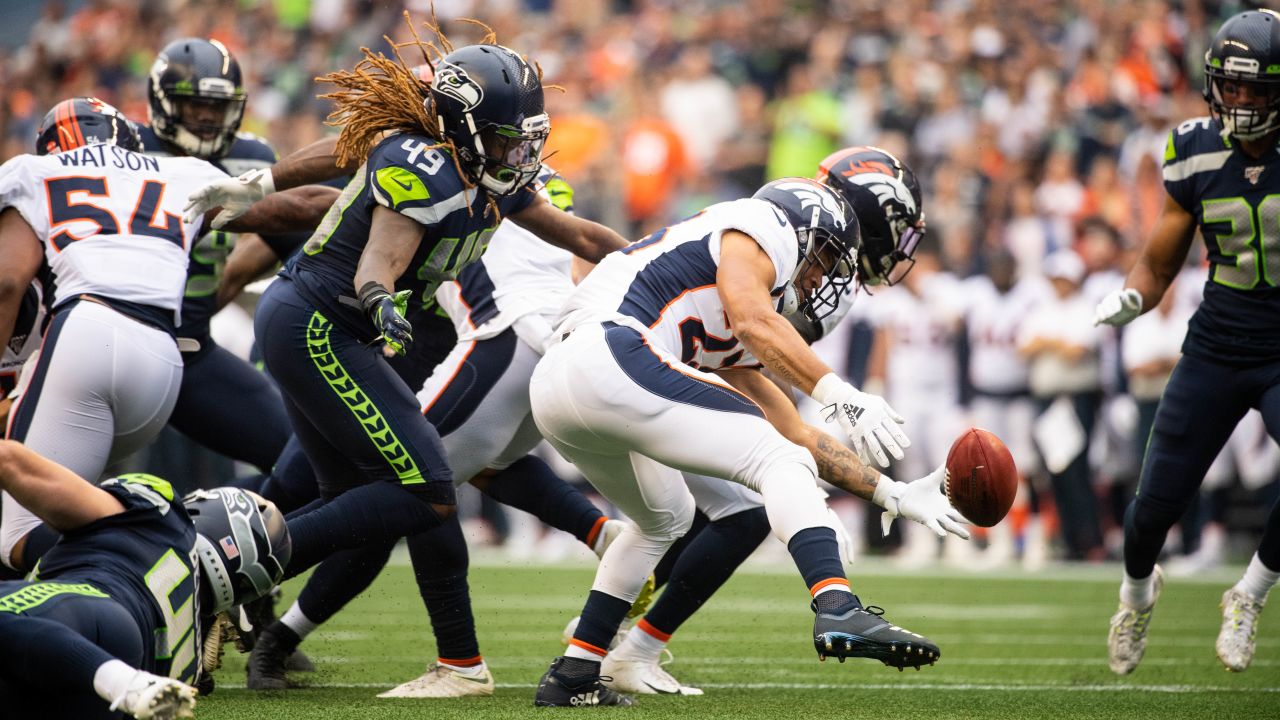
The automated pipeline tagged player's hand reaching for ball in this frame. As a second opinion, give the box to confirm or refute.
[184,168,276,229]
[874,466,971,539]
[811,374,909,468]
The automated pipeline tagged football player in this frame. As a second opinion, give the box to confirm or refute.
[141,38,316,476]
[184,38,626,619]
[0,98,334,573]
[529,177,966,706]
[1098,9,1280,674]
[0,441,290,719]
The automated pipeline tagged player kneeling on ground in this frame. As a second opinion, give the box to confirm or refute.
[0,441,290,719]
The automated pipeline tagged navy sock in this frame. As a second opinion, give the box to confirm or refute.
[479,456,604,545]
[296,541,395,625]
[257,436,321,515]
[571,590,632,656]
[285,482,443,579]
[407,517,480,662]
[645,508,770,635]
[1257,484,1280,571]
[786,526,847,593]
[20,523,61,569]
[652,511,710,589]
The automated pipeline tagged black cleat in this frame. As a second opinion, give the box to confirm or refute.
[813,598,940,669]
[246,622,300,690]
[534,657,635,707]
[243,590,316,673]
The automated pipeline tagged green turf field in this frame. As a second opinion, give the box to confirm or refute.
[200,557,1279,719]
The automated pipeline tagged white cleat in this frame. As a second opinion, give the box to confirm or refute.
[377,663,495,698]
[109,672,197,720]
[1108,566,1164,675]
[1216,588,1265,672]
[562,616,634,650]
[601,656,703,696]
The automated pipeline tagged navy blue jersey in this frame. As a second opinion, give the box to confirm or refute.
[1163,117,1280,363]
[284,132,537,343]
[141,126,294,339]
[32,474,200,683]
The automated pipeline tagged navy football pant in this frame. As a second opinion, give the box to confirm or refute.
[1125,353,1280,578]
[0,582,143,719]
[255,278,455,577]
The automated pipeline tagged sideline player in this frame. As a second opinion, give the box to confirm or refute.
[529,178,967,706]
[1098,9,1280,674]
[0,440,290,719]
[0,98,336,572]
[142,38,311,475]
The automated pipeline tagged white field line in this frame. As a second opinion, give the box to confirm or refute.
[304,654,1279,668]
[215,681,1280,693]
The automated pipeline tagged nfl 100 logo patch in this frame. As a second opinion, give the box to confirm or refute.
[1245,166,1265,185]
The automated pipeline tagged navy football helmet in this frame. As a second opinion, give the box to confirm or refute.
[752,177,860,321]
[148,38,247,159]
[1204,10,1280,141]
[817,146,925,288]
[35,97,141,155]
[185,488,291,615]
[429,44,549,196]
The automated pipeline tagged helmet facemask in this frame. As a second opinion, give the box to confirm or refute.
[859,217,925,289]
[153,87,246,159]
[792,226,857,321]
[469,115,550,195]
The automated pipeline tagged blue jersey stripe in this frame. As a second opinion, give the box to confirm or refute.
[617,236,718,327]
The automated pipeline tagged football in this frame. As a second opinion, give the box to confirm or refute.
[944,428,1018,527]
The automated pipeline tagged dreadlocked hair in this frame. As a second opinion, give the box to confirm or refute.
[317,11,524,218]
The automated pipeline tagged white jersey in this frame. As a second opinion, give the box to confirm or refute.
[868,274,963,400]
[0,144,224,323]
[556,198,798,372]
[963,275,1049,394]
[436,168,575,342]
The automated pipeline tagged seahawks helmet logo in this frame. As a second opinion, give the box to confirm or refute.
[433,64,484,111]
[774,181,848,230]
[844,172,918,217]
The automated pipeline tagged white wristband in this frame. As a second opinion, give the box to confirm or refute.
[810,372,853,406]
[872,476,901,510]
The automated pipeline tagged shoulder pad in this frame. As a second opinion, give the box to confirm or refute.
[369,134,473,222]
[1163,117,1233,184]
[101,473,176,512]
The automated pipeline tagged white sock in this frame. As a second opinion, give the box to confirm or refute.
[611,621,667,663]
[92,659,138,705]
[280,601,319,640]
[564,642,606,662]
[1120,571,1156,609]
[1234,553,1279,603]
[439,659,487,676]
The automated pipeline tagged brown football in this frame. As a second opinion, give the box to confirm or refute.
[944,428,1017,528]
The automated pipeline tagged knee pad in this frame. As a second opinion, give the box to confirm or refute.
[737,439,817,495]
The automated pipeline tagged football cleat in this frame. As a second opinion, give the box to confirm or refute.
[533,657,635,707]
[1108,565,1164,675]
[1216,587,1265,672]
[813,598,940,669]
[241,590,316,672]
[377,663,495,698]
[245,622,299,690]
[108,671,197,720]
[601,656,703,696]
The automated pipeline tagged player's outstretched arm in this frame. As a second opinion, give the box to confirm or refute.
[0,209,42,352]
[510,194,628,262]
[216,234,283,311]
[0,441,124,530]
[215,185,340,237]
[719,230,909,468]
[719,368,968,539]
[184,135,350,228]
[1095,194,1196,326]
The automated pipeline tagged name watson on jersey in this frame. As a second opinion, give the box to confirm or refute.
[56,143,161,172]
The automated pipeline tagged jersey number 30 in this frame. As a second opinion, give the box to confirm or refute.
[46,177,183,251]
[1203,195,1280,289]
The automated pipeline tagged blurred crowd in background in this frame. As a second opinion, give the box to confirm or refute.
[1,0,1276,571]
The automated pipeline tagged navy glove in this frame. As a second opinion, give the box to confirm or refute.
[358,281,413,355]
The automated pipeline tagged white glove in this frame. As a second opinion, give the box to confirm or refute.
[811,373,909,468]
[873,466,970,539]
[1094,288,1143,326]
[183,168,276,229]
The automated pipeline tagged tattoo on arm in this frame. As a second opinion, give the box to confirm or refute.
[813,433,880,501]
[760,344,802,388]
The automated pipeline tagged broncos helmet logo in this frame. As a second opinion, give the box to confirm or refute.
[844,172,918,218]
[433,63,484,111]
[773,181,848,231]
